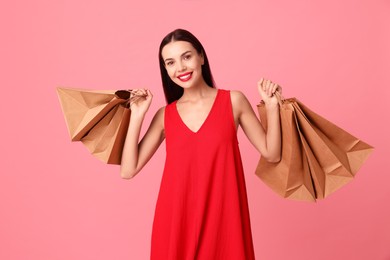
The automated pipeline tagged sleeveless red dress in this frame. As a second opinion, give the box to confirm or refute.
[151,89,255,260]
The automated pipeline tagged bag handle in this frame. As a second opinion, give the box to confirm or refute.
[274,91,284,106]
[115,89,148,108]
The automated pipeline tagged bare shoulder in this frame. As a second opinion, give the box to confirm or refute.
[155,106,165,116]
[229,90,251,112]
[153,106,165,126]
[144,106,165,134]
[230,89,249,102]
[230,89,244,99]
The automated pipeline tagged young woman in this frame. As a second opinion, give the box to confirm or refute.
[120,29,281,259]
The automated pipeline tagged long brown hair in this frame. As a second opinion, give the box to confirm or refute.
[158,29,216,104]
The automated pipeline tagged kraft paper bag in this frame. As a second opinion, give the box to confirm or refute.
[57,87,146,165]
[256,95,373,201]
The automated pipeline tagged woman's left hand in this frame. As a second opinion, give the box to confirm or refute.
[257,78,282,106]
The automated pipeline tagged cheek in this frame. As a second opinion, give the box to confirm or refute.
[165,67,175,78]
[192,59,203,71]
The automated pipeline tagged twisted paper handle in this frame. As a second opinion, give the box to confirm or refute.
[115,89,148,108]
[274,91,284,106]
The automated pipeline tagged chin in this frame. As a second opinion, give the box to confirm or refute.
[176,82,197,89]
[174,75,201,89]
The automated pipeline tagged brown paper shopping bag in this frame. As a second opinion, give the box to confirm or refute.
[256,94,373,201]
[57,87,146,165]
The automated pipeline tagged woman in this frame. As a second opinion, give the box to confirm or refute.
[120,29,281,259]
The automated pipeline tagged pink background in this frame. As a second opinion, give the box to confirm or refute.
[1,0,389,259]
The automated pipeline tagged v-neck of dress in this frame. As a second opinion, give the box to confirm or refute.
[174,89,220,134]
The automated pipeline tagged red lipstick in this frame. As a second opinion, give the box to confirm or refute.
[177,72,192,82]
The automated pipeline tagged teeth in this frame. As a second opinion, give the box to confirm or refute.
[179,73,191,80]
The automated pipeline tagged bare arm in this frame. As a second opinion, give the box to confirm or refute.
[120,89,165,179]
[231,79,281,162]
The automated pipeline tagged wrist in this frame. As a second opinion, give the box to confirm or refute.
[130,110,147,120]
[265,102,279,111]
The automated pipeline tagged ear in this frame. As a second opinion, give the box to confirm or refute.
[200,51,205,65]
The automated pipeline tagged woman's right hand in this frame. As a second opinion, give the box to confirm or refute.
[129,88,153,117]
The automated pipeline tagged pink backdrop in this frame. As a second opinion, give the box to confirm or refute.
[1,0,389,259]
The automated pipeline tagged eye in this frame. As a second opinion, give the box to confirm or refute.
[183,54,191,60]
[166,61,174,66]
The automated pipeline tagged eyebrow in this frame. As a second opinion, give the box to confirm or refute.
[164,51,192,62]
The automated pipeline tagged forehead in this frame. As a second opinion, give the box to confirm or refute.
[161,41,196,59]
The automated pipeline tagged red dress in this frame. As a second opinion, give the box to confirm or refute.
[151,89,255,260]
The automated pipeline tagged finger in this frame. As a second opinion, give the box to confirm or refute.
[271,83,277,94]
[129,89,138,98]
[258,79,264,90]
[132,89,144,97]
[258,78,264,87]
[266,80,272,96]
[135,89,147,97]
[146,89,153,99]
[275,84,280,94]
[274,84,282,95]
[258,80,265,94]
[264,79,269,92]
[268,84,273,96]
[270,83,276,96]
[267,81,276,95]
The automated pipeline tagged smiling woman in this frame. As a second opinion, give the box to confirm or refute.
[158,29,216,104]
[119,28,282,259]
[163,44,204,85]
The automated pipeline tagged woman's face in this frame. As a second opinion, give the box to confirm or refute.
[161,41,205,89]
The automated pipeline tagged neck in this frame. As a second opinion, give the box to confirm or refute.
[181,80,213,101]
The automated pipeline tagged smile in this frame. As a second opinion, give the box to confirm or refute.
[177,72,192,82]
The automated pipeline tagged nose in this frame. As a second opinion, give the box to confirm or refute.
[177,61,186,72]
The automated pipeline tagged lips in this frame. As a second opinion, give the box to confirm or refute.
[177,72,192,82]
